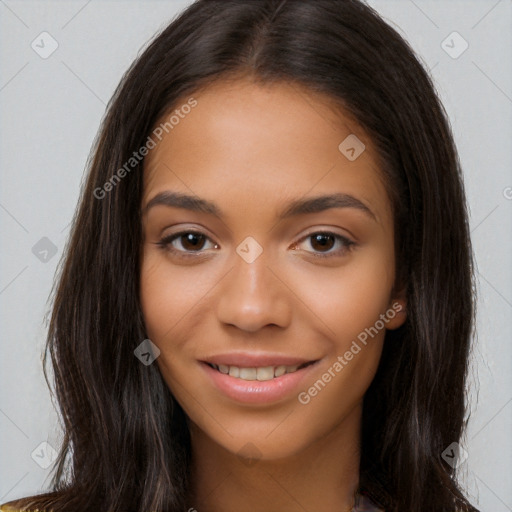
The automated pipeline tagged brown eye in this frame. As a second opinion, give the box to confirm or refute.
[156,230,218,258]
[310,233,336,252]
[178,233,208,251]
[292,231,355,259]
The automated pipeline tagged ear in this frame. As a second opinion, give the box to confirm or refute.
[385,286,407,330]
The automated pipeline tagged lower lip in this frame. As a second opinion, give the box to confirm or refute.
[201,362,318,404]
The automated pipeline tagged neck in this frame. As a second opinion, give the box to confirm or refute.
[187,404,362,512]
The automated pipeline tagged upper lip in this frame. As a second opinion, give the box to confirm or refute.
[201,353,318,367]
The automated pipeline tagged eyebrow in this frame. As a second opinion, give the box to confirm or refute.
[143,191,376,221]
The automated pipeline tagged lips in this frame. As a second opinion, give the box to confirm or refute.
[200,353,320,404]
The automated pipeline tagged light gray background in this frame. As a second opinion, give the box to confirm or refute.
[1,0,511,510]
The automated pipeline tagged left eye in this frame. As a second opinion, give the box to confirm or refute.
[292,232,355,258]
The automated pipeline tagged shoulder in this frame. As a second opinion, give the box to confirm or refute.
[0,504,45,512]
[0,495,55,512]
[1,490,70,512]
[0,503,22,511]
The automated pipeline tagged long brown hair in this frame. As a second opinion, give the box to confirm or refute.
[3,1,478,510]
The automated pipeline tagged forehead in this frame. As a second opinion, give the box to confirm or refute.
[142,78,392,225]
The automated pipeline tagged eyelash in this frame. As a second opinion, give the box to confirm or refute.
[155,230,355,260]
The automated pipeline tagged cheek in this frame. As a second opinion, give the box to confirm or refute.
[140,255,178,341]
[290,258,393,440]
[290,246,395,344]
[139,250,213,343]
[291,245,395,417]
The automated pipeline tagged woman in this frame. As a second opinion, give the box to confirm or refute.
[1,0,479,510]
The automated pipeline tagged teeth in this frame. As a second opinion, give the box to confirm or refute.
[274,365,287,377]
[239,367,257,380]
[210,362,309,381]
[256,366,274,381]
[218,364,229,374]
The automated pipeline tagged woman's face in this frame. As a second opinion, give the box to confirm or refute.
[140,78,406,461]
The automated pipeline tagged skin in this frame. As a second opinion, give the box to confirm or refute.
[140,77,407,512]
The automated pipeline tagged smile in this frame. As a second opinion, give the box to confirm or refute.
[201,357,320,404]
[206,361,315,381]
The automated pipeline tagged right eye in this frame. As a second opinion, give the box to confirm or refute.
[155,230,219,259]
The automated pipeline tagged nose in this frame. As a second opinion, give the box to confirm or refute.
[215,249,292,333]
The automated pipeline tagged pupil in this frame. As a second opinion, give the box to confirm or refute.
[182,233,205,251]
[311,234,334,252]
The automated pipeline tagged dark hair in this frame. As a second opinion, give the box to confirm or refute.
[3,0,478,511]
